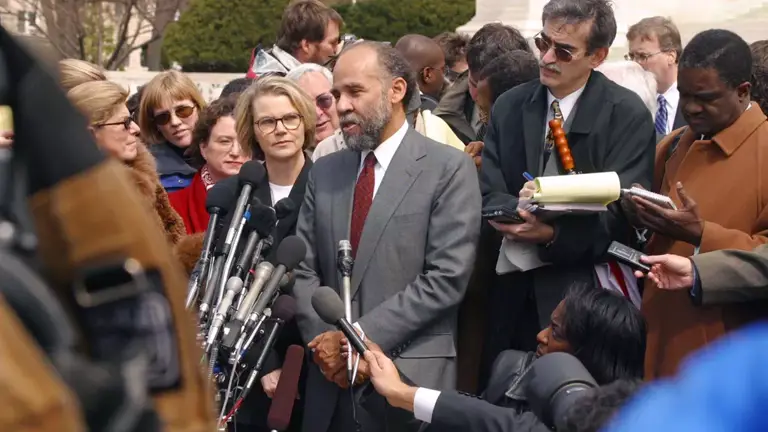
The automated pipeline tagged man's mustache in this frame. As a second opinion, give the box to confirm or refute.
[539,62,561,74]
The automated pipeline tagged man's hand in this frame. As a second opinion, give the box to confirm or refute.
[489,209,554,244]
[364,350,417,413]
[633,182,704,245]
[464,141,484,169]
[332,336,384,388]
[260,368,281,398]
[308,331,345,382]
[0,130,13,149]
[635,254,695,290]
[518,180,537,201]
[620,183,646,227]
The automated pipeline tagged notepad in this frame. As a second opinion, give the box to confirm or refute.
[533,172,621,204]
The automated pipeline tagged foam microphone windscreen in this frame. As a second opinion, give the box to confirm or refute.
[266,345,305,431]
[273,197,296,220]
[275,236,307,270]
[205,177,239,214]
[311,286,345,325]
[5,27,216,431]
[238,160,266,186]
[271,295,298,322]
[248,203,277,238]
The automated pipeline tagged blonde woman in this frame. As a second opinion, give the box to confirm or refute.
[59,59,107,91]
[67,80,186,245]
[138,70,206,192]
[230,76,315,431]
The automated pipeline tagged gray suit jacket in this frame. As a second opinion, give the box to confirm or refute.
[692,244,768,304]
[293,128,481,431]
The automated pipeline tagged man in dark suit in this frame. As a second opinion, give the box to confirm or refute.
[625,16,687,141]
[292,41,481,432]
[479,0,656,382]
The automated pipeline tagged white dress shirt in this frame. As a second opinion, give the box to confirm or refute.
[357,119,409,196]
[413,387,442,423]
[659,83,680,134]
[545,85,586,136]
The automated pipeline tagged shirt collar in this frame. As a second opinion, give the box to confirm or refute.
[661,82,679,109]
[362,119,408,171]
[705,102,764,156]
[546,85,586,121]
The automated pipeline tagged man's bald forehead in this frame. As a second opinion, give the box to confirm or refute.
[394,34,444,69]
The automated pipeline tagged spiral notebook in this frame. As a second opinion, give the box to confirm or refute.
[521,171,621,215]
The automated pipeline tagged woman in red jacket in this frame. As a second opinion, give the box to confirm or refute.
[169,96,249,234]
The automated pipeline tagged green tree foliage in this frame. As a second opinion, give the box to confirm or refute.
[334,0,475,43]
[164,0,292,72]
[163,0,475,72]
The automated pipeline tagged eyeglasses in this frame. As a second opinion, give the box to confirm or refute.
[534,32,576,63]
[153,105,196,126]
[624,51,663,62]
[255,113,303,134]
[97,117,133,130]
[315,93,334,110]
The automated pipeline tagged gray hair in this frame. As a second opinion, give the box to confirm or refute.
[542,0,617,53]
[286,63,334,84]
[597,61,657,118]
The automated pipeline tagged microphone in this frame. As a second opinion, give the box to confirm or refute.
[337,240,354,382]
[221,161,265,257]
[205,276,244,350]
[248,236,306,320]
[274,197,296,221]
[186,181,239,308]
[266,345,305,432]
[212,198,257,313]
[312,286,368,355]
[243,296,297,392]
[232,204,277,281]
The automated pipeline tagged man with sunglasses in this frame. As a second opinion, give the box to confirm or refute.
[287,63,340,154]
[478,0,656,388]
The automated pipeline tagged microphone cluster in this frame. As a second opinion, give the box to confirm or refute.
[185,161,307,429]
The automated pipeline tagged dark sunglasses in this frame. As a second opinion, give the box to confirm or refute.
[534,32,576,63]
[97,117,133,130]
[315,93,334,110]
[154,105,196,126]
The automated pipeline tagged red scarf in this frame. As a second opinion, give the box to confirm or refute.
[200,164,216,190]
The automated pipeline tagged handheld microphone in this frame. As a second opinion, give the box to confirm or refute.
[221,161,265,257]
[312,286,368,355]
[205,276,244,350]
[243,296,297,393]
[248,236,306,320]
[186,181,239,309]
[233,204,277,281]
[213,199,255,312]
[266,345,305,432]
[337,240,354,382]
[235,261,274,322]
[273,197,296,221]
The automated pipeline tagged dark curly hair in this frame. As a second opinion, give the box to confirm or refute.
[477,50,539,105]
[750,40,768,115]
[186,95,241,169]
[433,32,470,70]
[466,23,531,74]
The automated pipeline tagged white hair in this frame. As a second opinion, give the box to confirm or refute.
[597,61,658,119]
[286,63,334,84]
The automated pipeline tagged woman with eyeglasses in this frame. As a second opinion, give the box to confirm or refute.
[66,80,186,245]
[138,70,206,192]
[168,96,249,234]
[286,63,340,154]
[228,75,315,432]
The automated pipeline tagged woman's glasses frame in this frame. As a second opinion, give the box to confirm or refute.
[254,113,304,134]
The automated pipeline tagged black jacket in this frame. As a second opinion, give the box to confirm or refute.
[433,73,477,145]
[479,70,656,323]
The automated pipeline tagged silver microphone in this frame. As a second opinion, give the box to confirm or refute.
[235,261,275,322]
[337,240,354,382]
[205,276,244,351]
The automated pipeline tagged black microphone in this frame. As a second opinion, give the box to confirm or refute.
[186,180,239,308]
[233,204,277,281]
[243,296,297,392]
[312,286,367,355]
[274,197,296,221]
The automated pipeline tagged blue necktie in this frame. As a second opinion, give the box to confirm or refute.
[655,94,668,135]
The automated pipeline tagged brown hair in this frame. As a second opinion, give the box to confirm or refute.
[627,16,683,63]
[750,40,768,115]
[235,76,316,161]
[59,59,107,92]
[67,80,128,126]
[276,0,344,55]
[137,70,206,144]
[187,95,243,169]
[433,32,470,69]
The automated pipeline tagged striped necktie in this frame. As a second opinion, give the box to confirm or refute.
[655,94,668,135]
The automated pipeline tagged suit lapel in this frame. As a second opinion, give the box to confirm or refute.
[523,84,548,175]
[351,129,424,298]
[332,150,360,253]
